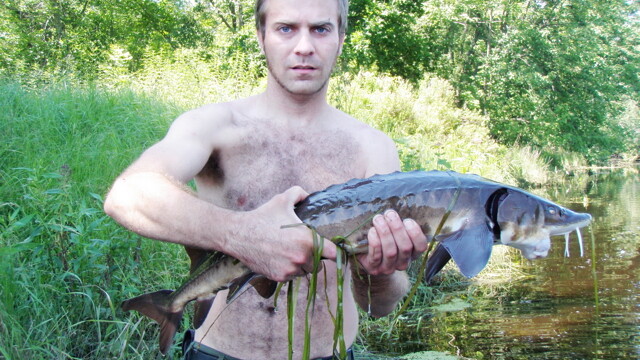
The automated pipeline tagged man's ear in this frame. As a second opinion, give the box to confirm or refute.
[337,33,346,56]
[257,30,265,55]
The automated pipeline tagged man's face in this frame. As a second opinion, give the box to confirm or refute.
[258,0,345,96]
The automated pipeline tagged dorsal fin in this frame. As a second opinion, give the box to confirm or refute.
[226,273,278,303]
[184,246,210,273]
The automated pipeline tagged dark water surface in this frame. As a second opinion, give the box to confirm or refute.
[371,168,640,359]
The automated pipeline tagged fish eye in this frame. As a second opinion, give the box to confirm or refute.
[547,207,557,215]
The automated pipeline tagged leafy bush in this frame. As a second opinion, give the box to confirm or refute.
[329,72,522,183]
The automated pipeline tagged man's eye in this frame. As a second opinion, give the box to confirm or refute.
[315,27,329,34]
[279,26,292,33]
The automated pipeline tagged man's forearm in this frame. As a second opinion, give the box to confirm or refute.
[104,172,329,282]
[104,171,235,251]
[351,264,410,318]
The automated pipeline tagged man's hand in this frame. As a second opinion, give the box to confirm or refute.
[229,186,337,282]
[356,210,427,276]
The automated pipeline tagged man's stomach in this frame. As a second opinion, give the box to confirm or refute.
[193,264,359,359]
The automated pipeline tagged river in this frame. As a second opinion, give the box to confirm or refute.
[362,168,640,359]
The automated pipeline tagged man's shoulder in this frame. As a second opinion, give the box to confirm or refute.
[330,109,399,175]
[333,109,394,148]
[172,97,260,135]
[176,101,234,127]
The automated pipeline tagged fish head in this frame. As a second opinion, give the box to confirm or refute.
[494,189,592,260]
[496,191,550,259]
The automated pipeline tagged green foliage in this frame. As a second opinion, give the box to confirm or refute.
[0,0,210,76]
[0,167,188,358]
[2,0,638,161]
[345,0,640,162]
[345,0,428,80]
[0,80,180,192]
[329,72,518,183]
[99,47,264,109]
[482,0,640,162]
[0,81,195,358]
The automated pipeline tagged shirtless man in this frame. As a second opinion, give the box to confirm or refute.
[104,0,427,358]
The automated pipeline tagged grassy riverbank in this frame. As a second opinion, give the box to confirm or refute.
[0,76,608,359]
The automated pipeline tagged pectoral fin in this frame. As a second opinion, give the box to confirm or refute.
[436,226,494,278]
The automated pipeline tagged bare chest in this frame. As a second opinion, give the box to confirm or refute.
[195,124,366,210]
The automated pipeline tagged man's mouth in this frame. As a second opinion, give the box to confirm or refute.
[292,65,317,72]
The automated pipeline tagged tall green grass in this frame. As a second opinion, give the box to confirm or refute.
[0,73,557,359]
[0,80,190,358]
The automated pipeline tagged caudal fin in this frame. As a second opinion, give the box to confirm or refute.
[121,290,183,355]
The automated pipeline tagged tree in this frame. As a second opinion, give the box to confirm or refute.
[482,0,640,160]
[0,0,209,75]
[344,0,428,80]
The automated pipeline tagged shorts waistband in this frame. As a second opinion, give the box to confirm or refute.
[182,330,354,360]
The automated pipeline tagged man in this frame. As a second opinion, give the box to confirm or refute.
[104,0,427,358]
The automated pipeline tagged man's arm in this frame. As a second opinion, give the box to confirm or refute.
[104,105,336,282]
[350,131,428,317]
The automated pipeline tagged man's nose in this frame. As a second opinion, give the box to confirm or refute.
[294,32,315,56]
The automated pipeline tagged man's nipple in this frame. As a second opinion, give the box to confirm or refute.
[237,195,247,208]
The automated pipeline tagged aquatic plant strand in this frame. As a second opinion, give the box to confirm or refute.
[333,246,347,359]
[286,279,300,360]
[302,230,324,359]
[394,176,462,319]
[589,225,599,312]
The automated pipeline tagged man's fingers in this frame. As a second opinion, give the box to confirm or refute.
[283,185,310,205]
[321,238,337,261]
[358,211,428,275]
[367,219,383,265]
[301,261,323,275]
[404,218,428,259]
[385,210,414,265]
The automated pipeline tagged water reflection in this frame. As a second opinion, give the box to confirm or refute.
[364,168,640,359]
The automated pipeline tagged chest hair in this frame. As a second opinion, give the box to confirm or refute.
[197,122,364,211]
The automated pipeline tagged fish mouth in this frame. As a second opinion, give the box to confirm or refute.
[547,213,592,257]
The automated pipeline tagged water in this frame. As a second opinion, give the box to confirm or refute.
[366,168,640,359]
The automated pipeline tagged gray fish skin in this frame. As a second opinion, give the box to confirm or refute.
[122,170,592,354]
[295,170,592,279]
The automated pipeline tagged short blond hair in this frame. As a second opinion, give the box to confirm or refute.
[255,0,349,37]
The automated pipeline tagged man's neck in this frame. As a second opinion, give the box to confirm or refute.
[259,78,332,127]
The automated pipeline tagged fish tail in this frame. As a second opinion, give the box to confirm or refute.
[121,290,183,355]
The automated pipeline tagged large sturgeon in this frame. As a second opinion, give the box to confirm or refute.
[121,170,592,354]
